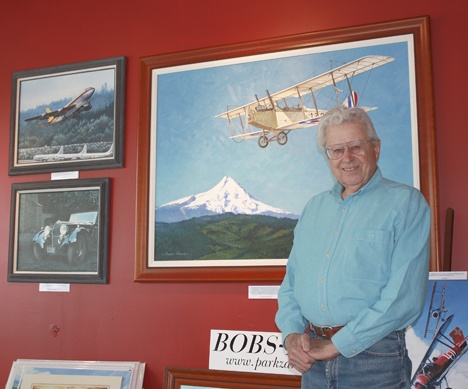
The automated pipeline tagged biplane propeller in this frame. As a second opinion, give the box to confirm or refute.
[216,55,395,148]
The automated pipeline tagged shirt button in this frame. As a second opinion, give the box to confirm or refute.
[326,252,330,258]
[320,277,324,283]
[334,228,339,235]
[320,305,325,311]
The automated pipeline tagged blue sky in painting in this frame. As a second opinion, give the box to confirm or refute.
[154,39,414,215]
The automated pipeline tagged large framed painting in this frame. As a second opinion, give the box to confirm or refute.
[135,16,439,282]
[9,56,126,175]
[8,178,110,283]
[164,367,300,389]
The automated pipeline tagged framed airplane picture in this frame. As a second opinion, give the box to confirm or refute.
[9,56,126,175]
[135,16,439,282]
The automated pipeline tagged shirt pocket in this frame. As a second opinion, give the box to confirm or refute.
[354,229,393,245]
[343,229,394,284]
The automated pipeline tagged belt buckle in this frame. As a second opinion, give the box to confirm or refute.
[320,326,334,337]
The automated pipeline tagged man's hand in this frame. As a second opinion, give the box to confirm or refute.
[308,338,341,360]
[285,334,342,373]
[284,333,316,373]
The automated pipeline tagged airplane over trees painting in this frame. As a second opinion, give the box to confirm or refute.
[9,56,125,175]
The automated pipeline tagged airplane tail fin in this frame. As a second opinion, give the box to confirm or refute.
[343,91,358,108]
[450,327,466,346]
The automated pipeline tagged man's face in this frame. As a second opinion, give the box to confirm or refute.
[325,121,380,198]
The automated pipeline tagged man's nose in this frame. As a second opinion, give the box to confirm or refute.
[341,145,354,161]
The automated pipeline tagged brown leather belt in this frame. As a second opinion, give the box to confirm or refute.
[310,324,345,340]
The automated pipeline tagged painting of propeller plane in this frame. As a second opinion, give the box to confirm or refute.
[408,280,468,389]
[216,55,394,148]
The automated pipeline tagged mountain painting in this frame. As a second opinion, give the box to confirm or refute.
[155,177,299,261]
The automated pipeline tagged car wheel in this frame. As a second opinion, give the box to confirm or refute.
[68,235,88,266]
[33,244,48,261]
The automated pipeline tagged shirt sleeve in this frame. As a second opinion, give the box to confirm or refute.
[332,190,431,357]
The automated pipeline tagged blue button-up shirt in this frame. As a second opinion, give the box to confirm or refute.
[276,168,430,357]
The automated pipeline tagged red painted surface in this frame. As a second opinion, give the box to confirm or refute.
[0,1,466,387]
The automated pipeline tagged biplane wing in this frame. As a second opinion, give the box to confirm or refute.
[424,282,438,338]
[216,55,394,119]
[424,282,447,338]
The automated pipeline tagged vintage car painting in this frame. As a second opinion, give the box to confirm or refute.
[32,211,98,266]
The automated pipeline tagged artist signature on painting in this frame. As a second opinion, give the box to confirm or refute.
[162,252,189,257]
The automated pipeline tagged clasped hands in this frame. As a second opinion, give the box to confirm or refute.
[285,333,341,373]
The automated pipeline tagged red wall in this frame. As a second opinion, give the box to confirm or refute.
[0,0,466,387]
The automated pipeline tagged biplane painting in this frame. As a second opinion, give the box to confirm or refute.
[407,280,468,389]
[150,36,419,266]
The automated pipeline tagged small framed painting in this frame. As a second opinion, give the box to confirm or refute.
[8,178,110,283]
[9,56,126,175]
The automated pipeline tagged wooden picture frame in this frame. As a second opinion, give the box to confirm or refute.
[164,367,300,389]
[8,178,110,283]
[135,16,439,282]
[9,56,126,175]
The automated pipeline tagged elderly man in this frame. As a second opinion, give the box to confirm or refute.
[276,105,430,388]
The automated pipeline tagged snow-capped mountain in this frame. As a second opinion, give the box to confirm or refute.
[156,176,299,223]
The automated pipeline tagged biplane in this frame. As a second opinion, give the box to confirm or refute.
[216,55,394,148]
[24,87,95,124]
[412,314,468,389]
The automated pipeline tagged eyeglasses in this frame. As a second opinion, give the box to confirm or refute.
[325,140,375,160]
